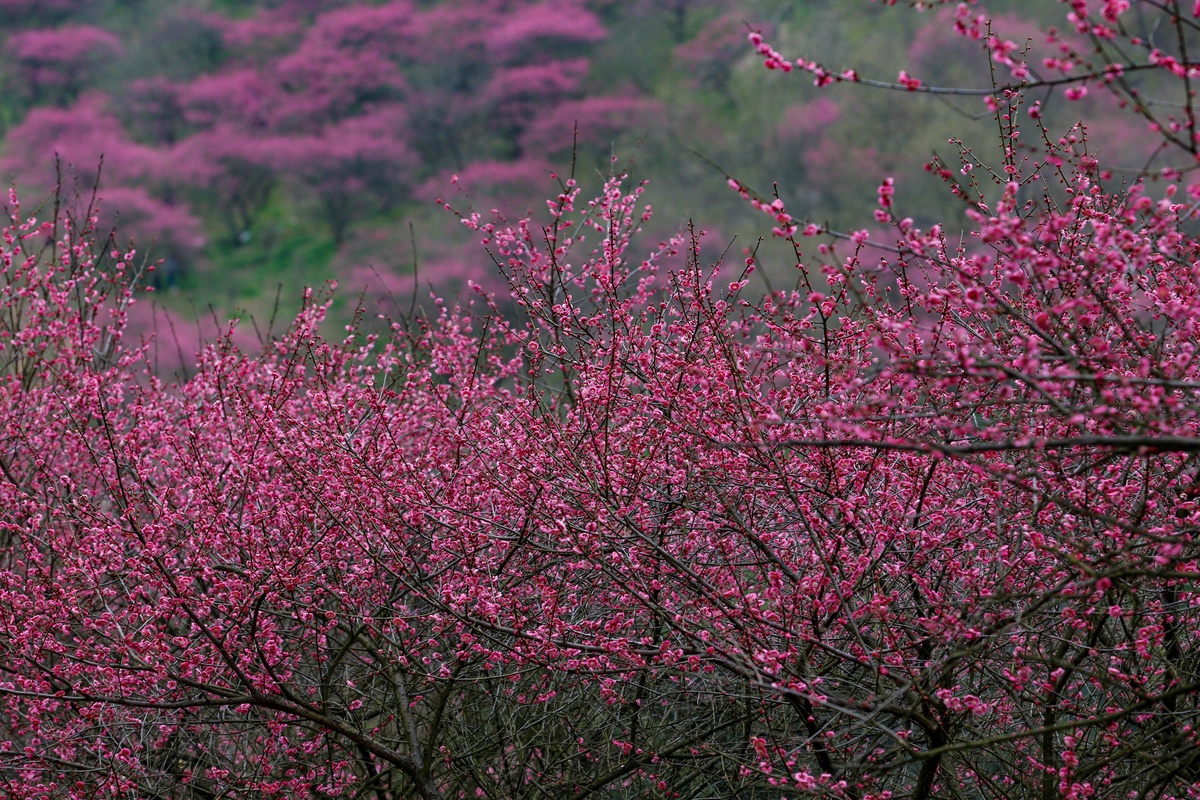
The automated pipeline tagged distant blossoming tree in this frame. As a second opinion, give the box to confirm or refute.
[4,24,122,106]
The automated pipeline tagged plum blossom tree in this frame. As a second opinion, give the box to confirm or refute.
[203,6,301,62]
[175,68,280,133]
[0,97,157,187]
[482,58,591,146]
[271,106,417,244]
[484,0,607,65]
[120,77,188,147]
[417,158,558,211]
[266,2,422,130]
[3,24,123,107]
[399,0,608,172]
[518,95,664,158]
[168,126,281,245]
[0,96,204,263]
[86,185,205,263]
[3,2,1200,800]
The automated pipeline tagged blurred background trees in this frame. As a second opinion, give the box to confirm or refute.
[0,0,1160,352]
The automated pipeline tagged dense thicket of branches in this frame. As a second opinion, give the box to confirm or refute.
[3,2,1200,799]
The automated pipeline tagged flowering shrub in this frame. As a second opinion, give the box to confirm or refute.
[4,24,122,106]
[2,2,1200,799]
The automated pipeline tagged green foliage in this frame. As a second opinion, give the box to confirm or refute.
[589,16,683,94]
[185,194,337,309]
[117,10,226,82]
